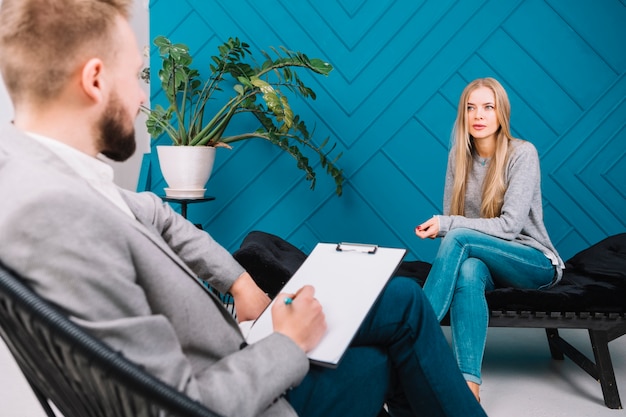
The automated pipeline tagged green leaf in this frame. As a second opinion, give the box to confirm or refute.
[145,35,343,195]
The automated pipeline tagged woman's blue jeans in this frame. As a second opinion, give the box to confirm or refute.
[422,228,556,384]
[286,276,486,417]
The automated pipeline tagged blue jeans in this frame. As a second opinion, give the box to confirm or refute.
[422,228,556,384]
[286,276,486,417]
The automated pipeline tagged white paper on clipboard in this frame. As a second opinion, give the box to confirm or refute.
[243,242,406,368]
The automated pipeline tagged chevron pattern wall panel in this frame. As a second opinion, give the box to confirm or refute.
[145,0,626,261]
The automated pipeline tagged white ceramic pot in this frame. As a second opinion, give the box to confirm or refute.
[156,145,216,197]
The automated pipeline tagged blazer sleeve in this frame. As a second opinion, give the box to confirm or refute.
[123,190,246,295]
[2,185,307,417]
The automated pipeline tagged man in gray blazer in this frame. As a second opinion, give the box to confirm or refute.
[0,1,486,416]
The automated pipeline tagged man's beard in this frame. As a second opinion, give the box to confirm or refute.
[97,93,137,162]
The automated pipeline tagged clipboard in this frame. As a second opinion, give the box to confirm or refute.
[243,242,406,368]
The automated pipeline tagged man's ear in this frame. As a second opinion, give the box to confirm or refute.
[80,58,106,104]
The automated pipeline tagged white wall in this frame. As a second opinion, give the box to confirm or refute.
[0,0,10,120]
[0,0,151,191]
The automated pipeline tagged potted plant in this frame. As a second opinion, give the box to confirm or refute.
[143,35,344,197]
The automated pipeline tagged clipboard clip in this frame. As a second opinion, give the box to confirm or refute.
[336,242,378,254]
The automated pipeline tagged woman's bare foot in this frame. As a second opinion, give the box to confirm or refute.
[467,381,480,403]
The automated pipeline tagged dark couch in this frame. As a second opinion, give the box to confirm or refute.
[233,231,626,409]
[234,231,626,312]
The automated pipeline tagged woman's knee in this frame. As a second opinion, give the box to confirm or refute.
[438,228,479,257]
[444,228,482,245]
[457,258,490,291]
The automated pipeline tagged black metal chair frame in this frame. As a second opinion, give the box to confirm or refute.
[488,309,626,410]
[441,309,626,409]
[0,262,224,417]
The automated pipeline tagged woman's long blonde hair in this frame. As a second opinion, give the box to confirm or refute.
[449,78,515,218]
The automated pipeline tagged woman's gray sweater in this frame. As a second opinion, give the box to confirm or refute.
[437,139,565,282]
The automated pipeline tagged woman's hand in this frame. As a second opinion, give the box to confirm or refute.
[415,216,440,239]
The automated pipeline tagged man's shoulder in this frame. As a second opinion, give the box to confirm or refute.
[119,189,162,214]
[0,123,31,149]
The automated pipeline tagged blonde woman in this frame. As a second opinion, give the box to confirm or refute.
[415,77,564,401]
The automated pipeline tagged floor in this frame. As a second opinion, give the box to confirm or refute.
[1,327,625,417]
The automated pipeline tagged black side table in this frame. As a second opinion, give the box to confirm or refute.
[160,196,216,228]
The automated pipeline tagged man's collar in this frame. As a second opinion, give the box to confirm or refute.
[26,132,115,183]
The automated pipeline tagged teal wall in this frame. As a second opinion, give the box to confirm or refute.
[144,0,626,262]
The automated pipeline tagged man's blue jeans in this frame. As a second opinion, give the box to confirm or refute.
[286,276,486,417]
[422,228,556,384]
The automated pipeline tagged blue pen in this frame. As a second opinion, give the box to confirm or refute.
[284,288,304,305]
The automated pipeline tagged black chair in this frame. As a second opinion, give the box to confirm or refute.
[0,262,223,417]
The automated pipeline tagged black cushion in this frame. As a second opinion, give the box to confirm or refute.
[485,233,626,313]
[565,233,626,279]
[234,231,626,313]
[233,231,307,297]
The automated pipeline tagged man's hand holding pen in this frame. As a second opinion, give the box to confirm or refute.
[272,285,327,353]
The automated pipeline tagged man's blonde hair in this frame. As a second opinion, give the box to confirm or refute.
[0,0,132,105]
[449,77,516,218]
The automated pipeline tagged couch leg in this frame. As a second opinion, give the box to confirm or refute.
[545,328,564,360]
[589,330,622,409]
[546,328,623,409]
